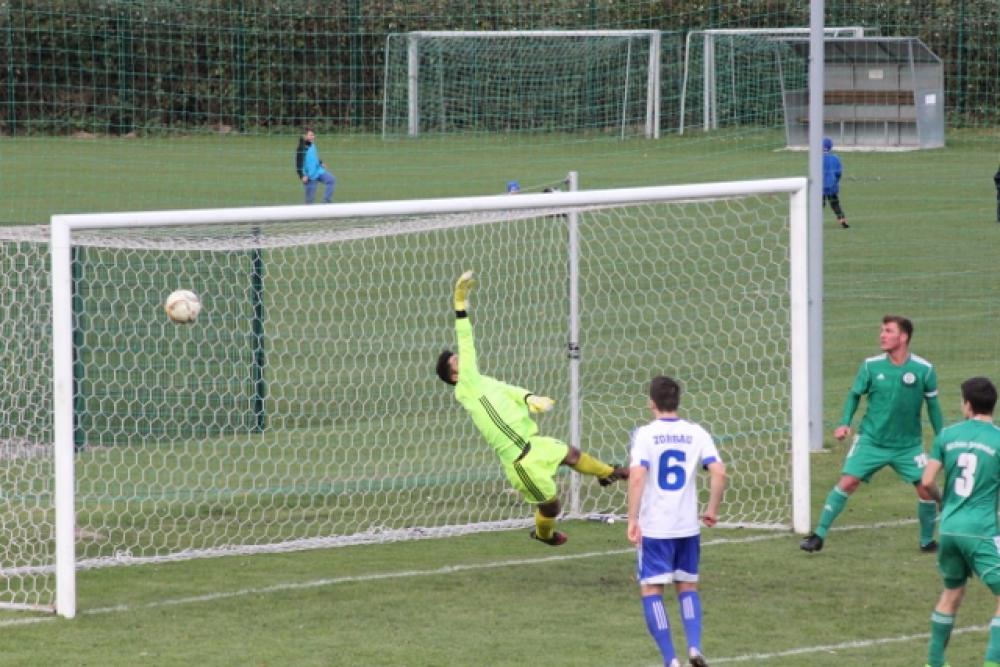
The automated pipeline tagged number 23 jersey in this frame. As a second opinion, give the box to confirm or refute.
[629,417,721,539]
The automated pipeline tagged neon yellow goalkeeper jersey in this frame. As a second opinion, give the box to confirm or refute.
[843,352,939,448]
[932,419,1000,537]
[453,316,538,464]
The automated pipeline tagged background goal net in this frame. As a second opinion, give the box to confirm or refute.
[679,27,865,134]
[382,30,662,138]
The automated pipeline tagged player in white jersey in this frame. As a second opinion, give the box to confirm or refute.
[628,376,727,667]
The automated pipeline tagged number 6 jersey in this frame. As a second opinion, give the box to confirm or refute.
[629,417,722,539]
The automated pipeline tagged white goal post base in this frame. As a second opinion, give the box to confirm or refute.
[0,177,812,618]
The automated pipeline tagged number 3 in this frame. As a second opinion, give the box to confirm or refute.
[954,452,977,498]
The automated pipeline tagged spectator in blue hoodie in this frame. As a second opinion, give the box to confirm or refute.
[823,137,849,229]
[295,128,335,204]
[993,163,1000,223]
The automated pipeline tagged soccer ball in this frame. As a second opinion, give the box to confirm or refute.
[164,289,202,324]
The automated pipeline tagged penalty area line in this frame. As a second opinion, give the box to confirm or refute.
[697,624,986,665]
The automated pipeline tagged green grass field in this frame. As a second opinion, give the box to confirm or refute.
[1,129,1000,665]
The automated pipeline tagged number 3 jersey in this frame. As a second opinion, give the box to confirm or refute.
[931,419,1000,538]
[629,417,721,539]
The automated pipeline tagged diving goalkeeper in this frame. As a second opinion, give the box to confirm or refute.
[436,271,628,546]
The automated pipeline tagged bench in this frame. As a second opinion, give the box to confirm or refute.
[822,90,914,106]
[797,90,918,144]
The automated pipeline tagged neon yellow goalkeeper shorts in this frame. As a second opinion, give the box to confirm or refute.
[502,436,569,504]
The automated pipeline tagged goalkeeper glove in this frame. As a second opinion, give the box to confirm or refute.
[454,270,475,311]
[526,395,555,414]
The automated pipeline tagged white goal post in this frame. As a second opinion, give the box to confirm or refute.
[382,30,662,139]
[0,177,810,618]
[679,26,866,133]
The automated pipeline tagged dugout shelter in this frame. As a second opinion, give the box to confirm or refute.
[780,37,944,149]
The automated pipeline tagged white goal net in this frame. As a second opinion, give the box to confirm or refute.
[0,178,809,616]
[679,27,866,133]
[382,30,662,138]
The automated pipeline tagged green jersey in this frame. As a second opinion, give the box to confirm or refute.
[931,419,1000,538]
[840,352,942,448]
[453,316,538,464]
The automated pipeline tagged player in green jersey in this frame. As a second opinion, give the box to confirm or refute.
[919,377,1000,667]
[800,315,943,553]
[435,271,627,546]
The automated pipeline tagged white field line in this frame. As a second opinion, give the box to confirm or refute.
[704,624,986,665]
[0,516,969,667]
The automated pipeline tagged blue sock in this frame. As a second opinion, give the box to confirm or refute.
[642,594,676,665]
[679,590,703,656]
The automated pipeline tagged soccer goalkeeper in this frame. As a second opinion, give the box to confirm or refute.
[436,271,628,546]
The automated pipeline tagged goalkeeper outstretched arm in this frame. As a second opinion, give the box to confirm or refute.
[436,271,555,415]
[435,271,476,386]
[435,270,482,386]
[452,271,480,386]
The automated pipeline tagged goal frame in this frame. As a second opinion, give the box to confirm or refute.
[382,30,663,139]
[50,177,810,618]
[679,26,866,134]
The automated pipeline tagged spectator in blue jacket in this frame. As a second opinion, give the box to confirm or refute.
[295,128,336,204]
[993,163,1000,223]
[823,137,849,229]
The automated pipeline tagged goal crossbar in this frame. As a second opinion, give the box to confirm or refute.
[51,179,807,231]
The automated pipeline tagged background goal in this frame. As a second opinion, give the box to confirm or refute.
[679,27,866,134]
[382,30,663,138]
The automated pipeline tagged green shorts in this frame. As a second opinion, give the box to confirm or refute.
[937,533,1000,594]
[502,436,569,504]
[841,436,927,484]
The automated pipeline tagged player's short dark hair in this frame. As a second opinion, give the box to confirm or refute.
[961,376,997,416]
[882,314,913,341]
[303,126,314,134]
[649,376,681,412]
[436,350,456,385]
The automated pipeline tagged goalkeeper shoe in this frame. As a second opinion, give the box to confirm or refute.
[529,529,568,546]
[799,533,824,553]
[920,540,939,554]
[598,465,629,487]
